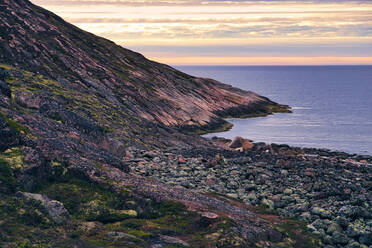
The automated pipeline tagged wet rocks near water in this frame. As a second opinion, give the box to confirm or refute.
[127,144,372,248]
[229,136,254,151]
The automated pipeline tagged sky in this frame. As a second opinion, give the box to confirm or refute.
[31,0,372,65]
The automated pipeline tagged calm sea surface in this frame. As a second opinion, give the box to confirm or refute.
[176,66,372,155]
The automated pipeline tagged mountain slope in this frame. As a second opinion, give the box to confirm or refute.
[0,1,313,247]
[0,0,289,136]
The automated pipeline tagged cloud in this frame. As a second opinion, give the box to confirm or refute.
[30,0,372,64]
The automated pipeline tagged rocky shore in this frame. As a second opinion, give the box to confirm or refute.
[127,142,372,248]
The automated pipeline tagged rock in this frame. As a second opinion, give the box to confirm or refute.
[360,233,372,245]
[0,80,11,98]
[160,235,190,247]
[14,91,41,109]
[347,242,363,248]
[16,191,70,224]
[106,231,138,241]
[229,136,253,151]
[332,231,350,245]
[198,212,219,227]
[327,222,343,235]
[311,207,332,218]
[336,216,350,228]
[262,199,275,209]
[339,205,361,218]
[280,170,289,176]
[284,188,293,195]
[178,155,186,164]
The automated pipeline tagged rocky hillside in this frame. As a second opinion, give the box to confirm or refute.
[0,0,289,135]
[0,0,310,247]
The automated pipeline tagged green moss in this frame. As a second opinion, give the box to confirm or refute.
[256,204,279,215]
[0,147,25,170]
[0,158,16,193]
[275,218,321,248]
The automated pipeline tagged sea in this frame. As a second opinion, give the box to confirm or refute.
[176,66,372,155]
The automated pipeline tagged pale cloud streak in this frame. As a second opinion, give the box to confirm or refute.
[31,0,372,65]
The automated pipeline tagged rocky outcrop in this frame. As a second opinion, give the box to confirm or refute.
[16,191,70,224]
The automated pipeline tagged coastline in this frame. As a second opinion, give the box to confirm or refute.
[127,143,372,248]
[180,101,291,135]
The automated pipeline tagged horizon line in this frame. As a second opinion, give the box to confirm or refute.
[172,64,372,67]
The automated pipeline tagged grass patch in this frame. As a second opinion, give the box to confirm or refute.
[275,218,321,248]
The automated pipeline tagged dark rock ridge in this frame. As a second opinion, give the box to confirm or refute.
[0,0,289,135]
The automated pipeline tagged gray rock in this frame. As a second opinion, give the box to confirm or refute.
[17,191,70,224]
[360,233,372,245]
[106,231,138,241]
[339,205,361,218]
[160,235,190,247]
[332,231,350,245]
[327,222,343,235]
[347,241,363,248]
[336,216,350,228]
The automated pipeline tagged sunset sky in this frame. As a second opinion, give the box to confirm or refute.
[31,0,372,65]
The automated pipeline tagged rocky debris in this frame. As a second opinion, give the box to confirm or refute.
[229,136,254,151]
[16,191,70,224]
[127,144,372,248]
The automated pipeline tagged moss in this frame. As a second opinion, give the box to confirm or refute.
[256,204,279,215]
[0,158,16,193]
[0,147,25,170]
[275,218,321,248]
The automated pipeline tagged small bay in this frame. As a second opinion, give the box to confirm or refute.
[177,65,372,155]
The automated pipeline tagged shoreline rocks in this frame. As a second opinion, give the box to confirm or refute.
[126,143,372,248]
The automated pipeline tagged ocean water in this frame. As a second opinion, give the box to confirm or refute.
[176,66,372,155]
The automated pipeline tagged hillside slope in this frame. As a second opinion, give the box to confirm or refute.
[0,0,289,136]
[0,0,312,247]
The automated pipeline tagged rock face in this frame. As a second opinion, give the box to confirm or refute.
[0,0,289,135]
[16,191,70,224]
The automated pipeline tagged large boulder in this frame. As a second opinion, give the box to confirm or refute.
[16,191,70,224]
[229,136,254,151]
[14,91,42,109]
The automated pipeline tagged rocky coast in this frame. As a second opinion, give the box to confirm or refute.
[0,0,371,247]
[128,141,372,248]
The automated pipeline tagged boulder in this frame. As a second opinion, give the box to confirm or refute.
[14,91,41,109]
[16,191,70,224]
[160,235,190,247]
[229,136,253,151]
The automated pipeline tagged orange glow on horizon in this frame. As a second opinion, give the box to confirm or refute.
[151,56,372,66]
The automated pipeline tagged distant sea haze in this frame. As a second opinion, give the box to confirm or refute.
[176,65,372,155]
